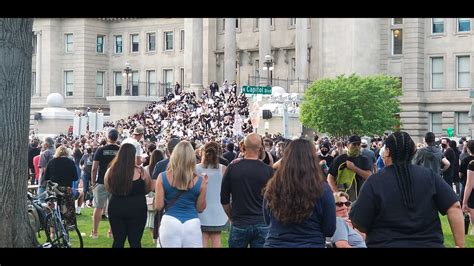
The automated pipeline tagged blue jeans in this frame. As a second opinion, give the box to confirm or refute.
[228,223,269,248]
[82,172,91,201]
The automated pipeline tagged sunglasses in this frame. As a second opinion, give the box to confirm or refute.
[336,201,351,207]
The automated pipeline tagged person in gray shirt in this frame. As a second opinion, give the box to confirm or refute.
[361,139,376,173]
[330,192,366,248]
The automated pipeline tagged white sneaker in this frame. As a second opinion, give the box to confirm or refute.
[89,232,98,239]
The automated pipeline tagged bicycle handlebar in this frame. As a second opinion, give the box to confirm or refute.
[46,181,64,196]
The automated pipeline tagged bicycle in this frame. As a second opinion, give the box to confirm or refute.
[27,180,83,248]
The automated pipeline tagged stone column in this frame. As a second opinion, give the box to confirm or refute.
[224,18,236,83]
[296,18,308,81]
[188,18,204,95]
[35,31,41,96]
[184,19,193,88]
[259,18,271,85]
[184,18,203,93]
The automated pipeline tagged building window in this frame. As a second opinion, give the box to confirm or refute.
[432,18,444,34]
[131,34,139,53]
[164,31,173,51]
[180,67,185,87]
[398,77,403,89]
[147,33,156,52]
[254,18,259,31]
[255,59,259,77]
[392,18,403,25]
[114,71,122,95]
[270,18,273,26]
[392,29,403,55]
[456,112,470,136]
[31,72,36,96]
[180,30,184,51]
[147,70,156,96]
[457,56,471,89]
[65,33,73,53]
[236,18,239,29]
[96,71,104,97]
[32,33,37,55]
[163,69,173,91]
[114,35,122,54]
[431,57,444,89]
[131,71,139,96]
[222,19,225,31]
[64,71,74,96]
[458,18,471,32]
[290,18,297,26]
[97,35,105,54]
[290,58,296,81]
[430,112,443,136]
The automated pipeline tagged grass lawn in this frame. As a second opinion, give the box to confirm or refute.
[37,207,473,248]
[36,207,229,248]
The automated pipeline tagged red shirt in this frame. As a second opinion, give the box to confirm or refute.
[33,155,41,180]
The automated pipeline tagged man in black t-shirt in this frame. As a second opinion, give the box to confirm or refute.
[221,133,273,248]
[441,138,456,187]
[459,140,474,205]
[327,135,371,201]
[90,129,120,239]
[318,141,334,177]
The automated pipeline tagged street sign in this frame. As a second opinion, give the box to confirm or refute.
[242,85,272,95]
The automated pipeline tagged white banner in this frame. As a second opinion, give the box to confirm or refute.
[96,113,104,132]
[89,112,97,133]
[80,116,88,136]
[73,116,80,137]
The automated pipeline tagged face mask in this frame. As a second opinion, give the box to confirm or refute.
[320,149,329,156]
[87,148,92,153]
[441,143,447,149]
[347,147,361,157]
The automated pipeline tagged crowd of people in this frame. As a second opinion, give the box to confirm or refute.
[26,85,474,248]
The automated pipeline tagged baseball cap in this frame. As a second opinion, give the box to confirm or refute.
[348,135,361,144]
[132,126,144,135]
[361,139,368,146]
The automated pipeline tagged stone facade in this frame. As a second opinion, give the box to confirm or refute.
[31,18,474,141]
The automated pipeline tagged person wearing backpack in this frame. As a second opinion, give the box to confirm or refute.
[412,132,450,178]
[327,135,371,202]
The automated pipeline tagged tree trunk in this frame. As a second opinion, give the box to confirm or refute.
[0,18,37,247]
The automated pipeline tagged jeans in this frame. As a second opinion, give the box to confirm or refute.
[82,172,91,201]
[228,223,269,248]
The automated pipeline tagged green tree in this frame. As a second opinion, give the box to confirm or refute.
[0,18,37,247]
[300,74,402,138]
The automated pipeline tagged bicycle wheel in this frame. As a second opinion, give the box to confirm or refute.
[44,213,62,247]
[66,225,83,248]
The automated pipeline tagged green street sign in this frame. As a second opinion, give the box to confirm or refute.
[242,85,272,95]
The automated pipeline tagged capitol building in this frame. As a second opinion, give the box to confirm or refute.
[31,18,474,142]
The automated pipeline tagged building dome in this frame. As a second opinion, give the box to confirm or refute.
[46,93,64,107]
[271,86,286,95]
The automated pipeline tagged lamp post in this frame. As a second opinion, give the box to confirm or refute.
[262,54,273,86]
[123,62,132,95]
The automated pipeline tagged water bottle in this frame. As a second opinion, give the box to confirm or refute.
[322,163,329,173]
[464,213,470,235]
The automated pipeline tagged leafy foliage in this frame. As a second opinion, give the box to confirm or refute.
[300,74,402,137]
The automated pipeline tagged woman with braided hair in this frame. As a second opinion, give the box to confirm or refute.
[349,131,464,247]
